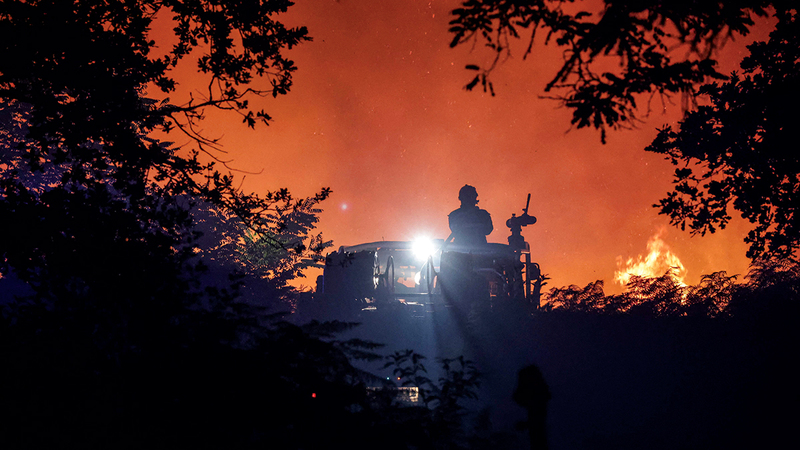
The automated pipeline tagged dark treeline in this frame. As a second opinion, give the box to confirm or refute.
[543,257,800,318]
[521,294,799,449]
[530,258,800,448]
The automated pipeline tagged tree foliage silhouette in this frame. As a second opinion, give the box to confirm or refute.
[647,10,799,259]
[543,256,799,318]
[193,198,332,309]
[0,1,350,446]
[382,350,482,449]
[0,1,329,312]
[448,0,789,142]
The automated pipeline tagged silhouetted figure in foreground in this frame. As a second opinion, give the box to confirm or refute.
[513,364,551,450]
[448,185,493,246]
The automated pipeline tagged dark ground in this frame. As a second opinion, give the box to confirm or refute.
[299,299,799,450]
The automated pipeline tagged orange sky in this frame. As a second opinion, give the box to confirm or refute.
[164,1,777,293]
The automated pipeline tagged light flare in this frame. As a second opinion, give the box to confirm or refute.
[615,230,687,288]
[411,237,437,261]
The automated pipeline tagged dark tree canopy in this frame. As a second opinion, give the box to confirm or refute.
[449,0,789,142]
[449,1,799,260]
[647,10,799,260]
[0,0,336,418]
[0,3,368,445]
[544,256,800,318]
[0,0,329,309]
[0,0,319,222]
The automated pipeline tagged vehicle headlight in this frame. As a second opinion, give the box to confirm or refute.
[412,237,437,261]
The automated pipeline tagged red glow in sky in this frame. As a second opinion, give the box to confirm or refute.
[167,1,776,293]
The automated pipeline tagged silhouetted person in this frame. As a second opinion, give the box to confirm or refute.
[448,185,493,246]
[513,364,551,450]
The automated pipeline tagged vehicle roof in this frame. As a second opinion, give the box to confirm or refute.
[336,240,514,256]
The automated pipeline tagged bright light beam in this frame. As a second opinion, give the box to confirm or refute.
[412,237,437,261]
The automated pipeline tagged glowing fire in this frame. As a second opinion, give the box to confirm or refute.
[615,230,687,287]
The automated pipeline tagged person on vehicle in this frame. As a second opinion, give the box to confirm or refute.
[448,185,493,246]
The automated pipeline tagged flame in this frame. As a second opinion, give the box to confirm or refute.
[615,230,687,287]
